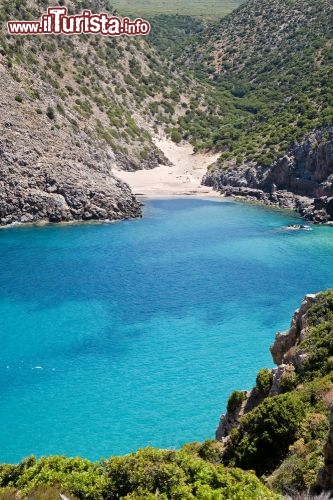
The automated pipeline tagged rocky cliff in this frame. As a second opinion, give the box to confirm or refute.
[216,291,333,493]
[0,0,197,226]
[0,65,141,225]
[203,130,333,223]
[216,294,321,439]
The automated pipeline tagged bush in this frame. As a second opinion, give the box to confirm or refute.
[169,128,182,144]
[227,390,247,412]
[0,448,278,499]
[297,290,333,380]
[103,447,278,499]
[182,439,224,464]
[0,456,105,499]
[279,368,298,393]
[297,412,329,443]
[256,368,273,394]
[14,95,23,103]
[267,438,325,494]
[224,392,306,475]
[46,106,55,120]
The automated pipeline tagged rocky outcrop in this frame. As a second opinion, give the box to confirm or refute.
[216,391,249,441]
[114,149,172,172]
[216,388,266,441]
[0,66,141,226]
[270,293,317,366]
[203,130,333,223]
[268,363,295,396]
[215,293,321,440]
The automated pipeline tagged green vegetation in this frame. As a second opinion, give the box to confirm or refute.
[0,0,203,166]
[4,0,330,173]
[167,127,183,144]
[0,446,277,499]
[256,368,272,395]
[46,106,55,120]
[227,390,247,411]
[175,0,333,165]
[146,15,205,58]
[294,290,333,381]
[279,367,298,393]
[224,392,307,475]
[267,412,329,493]
[222,374,332,492]
[111,0,244,18]
[221,291,333,494]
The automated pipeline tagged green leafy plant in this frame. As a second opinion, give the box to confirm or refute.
[256,368,273,394]
[227,390,247,412]
[46,106,55,120]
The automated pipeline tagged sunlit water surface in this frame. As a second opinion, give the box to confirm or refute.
[0,198,333,463]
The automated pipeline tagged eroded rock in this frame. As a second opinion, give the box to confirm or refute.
[203,130,333,223]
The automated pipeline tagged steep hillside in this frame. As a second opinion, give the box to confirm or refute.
[216,290,333,495]
[0,0,177,169]
[0,0,207,225]
[0,64,141,224]
[111,0,244,18]
[178,0,333,159]
[166,0,333,221]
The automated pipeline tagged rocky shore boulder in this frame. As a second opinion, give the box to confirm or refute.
[203,130,333,223]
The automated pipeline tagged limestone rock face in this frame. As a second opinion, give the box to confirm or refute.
[215,293,320,441]
[270,294,317,366]
[216,391,249,441]
[268,364,296,396]
[203,130,333,223]
[0,66,141,226]
[216,388,266,441]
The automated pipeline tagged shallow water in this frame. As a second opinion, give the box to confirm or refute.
[0,198,332,463]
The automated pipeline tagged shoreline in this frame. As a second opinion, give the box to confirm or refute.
[0,196,226,230]
[114,137,221,199]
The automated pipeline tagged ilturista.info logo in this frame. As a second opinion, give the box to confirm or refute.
[7,7,151,36]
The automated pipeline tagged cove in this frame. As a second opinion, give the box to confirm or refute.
[1,197,333,464]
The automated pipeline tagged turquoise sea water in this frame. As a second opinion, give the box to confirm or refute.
[1,197,333,464]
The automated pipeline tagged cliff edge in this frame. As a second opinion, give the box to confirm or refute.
[0,63,141,225]
[216,290,333,494]
[203,130,333,223]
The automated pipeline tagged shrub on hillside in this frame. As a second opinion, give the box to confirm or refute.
[297,290,333,380]
[0,448,278,499]
[227,390,247,412]
[267,412,329,493]
[256,368,273,395]
[46,106,55,120]
[223,392,306,475]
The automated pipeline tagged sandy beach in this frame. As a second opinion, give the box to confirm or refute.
[114,137,221,198]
